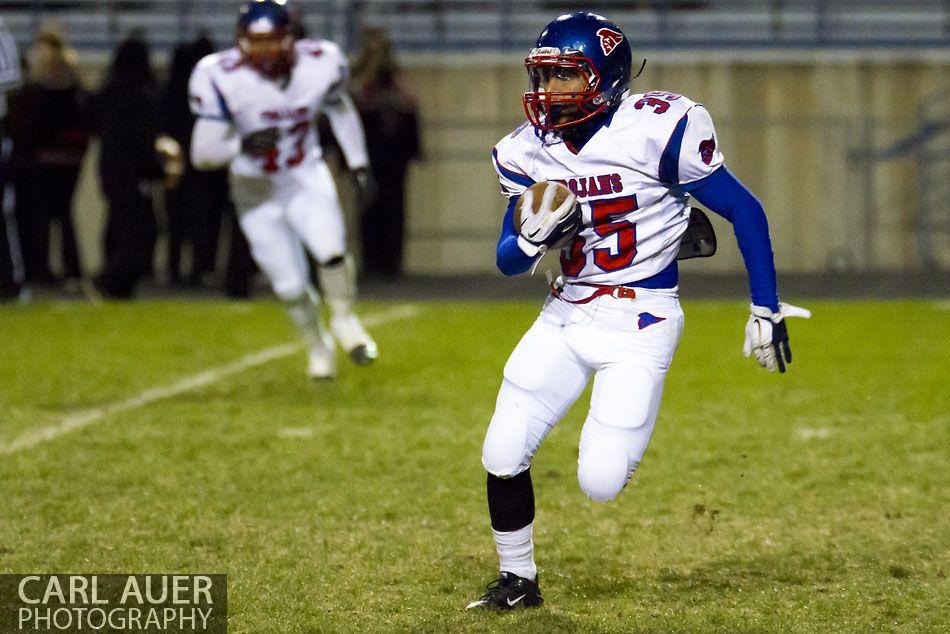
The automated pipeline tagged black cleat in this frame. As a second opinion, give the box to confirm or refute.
[348,343,377,366]
[465,572,543,610]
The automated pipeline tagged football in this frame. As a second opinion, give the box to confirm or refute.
[514,181,574,231]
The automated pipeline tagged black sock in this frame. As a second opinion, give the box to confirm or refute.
[487,468,535,532]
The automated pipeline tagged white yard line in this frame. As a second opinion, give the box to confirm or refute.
[278,427,317,439]
[0,304,422,456]
[795,427,834,441]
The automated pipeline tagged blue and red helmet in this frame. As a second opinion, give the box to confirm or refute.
[237,0,296,76]
[523,12,634,133]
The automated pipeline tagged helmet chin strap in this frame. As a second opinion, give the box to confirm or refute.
[632,58,647,82]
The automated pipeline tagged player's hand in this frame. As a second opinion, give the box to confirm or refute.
[517,183,580,256]
[240,127,279,157]
[743,302,811,373]
[352,167,377,208]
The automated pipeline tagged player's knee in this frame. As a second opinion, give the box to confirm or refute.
[592,366,657,430]
[481,412,529,478]
[272,277,307,302]
[577,439,629,503]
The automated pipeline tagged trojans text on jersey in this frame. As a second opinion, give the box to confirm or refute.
[555,173,624,198]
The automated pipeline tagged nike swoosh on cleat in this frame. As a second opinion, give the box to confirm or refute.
[506,594,527,607]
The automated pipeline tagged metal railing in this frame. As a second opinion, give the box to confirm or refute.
[3,0,948,52]
[850,88,950,271]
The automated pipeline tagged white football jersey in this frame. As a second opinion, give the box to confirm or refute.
[492,91,724,286]
[189,39,348,177]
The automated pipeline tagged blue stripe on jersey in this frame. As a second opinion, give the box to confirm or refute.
[195,114,232,122]
[623,258,678,290]
[492,147,535,188]
[211,80,234,123]
[658,112,689,185]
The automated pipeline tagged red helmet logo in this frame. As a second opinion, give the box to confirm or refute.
[597,28,624,56]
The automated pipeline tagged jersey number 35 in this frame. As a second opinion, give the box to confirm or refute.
[560,195,639,276]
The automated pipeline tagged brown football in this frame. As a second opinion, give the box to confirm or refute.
[515,181,574,231]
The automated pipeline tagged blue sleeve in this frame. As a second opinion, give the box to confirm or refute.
[496,197,536,276]
[682,166,779,311]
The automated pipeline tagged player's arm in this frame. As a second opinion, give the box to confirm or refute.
[496,196,538,276]
[670,106,809,372]
[324,89,376,204]
[322,85,369,171]
[683,168,810,372]
[491,145,542,276]
[188,62,240,170]
[320,50,369,169]
[320,52,374,203]
[190,119,240,169]
[683,167,778,309]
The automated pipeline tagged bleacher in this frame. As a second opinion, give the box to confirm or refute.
[3,0,948,52]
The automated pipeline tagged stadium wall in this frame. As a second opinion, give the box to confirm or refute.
[66,54,947,276]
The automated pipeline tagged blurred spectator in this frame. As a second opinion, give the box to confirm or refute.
[159,34,255,296]
[0,17,23,301]
[93,33,168,299]
[7,28,90,289]
[351,27,420,279]
[161,35,214,287]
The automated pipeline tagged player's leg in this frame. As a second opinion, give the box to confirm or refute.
[577,365,667,502]
[468,318,593,610]
[285,161,377,365]
[576,308,684,502]
[235,191,335,379]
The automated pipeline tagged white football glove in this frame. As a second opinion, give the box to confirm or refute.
[516,183,579,258]
[743,302,812,373]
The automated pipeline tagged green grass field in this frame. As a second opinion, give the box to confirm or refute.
[0,298,947,632]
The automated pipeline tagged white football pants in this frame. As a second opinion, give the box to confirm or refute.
[482,287,684,502]
[230,160,346,301]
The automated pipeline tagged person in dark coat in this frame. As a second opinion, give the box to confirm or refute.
[161,35,218,287]
[8,29,90,287]
[351,28,420,279]
[94,34,167,298]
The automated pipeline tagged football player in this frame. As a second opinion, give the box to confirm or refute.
[467,12,810,610]
[189,0,377,379]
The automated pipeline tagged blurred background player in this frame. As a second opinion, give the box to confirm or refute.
[467,12,810,610]
[0,16,23,301]
[188,0,377,379]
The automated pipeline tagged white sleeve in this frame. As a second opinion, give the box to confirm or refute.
[321,53,369,170]
[491,142,533,199]
[190,118,240,170]
[676,105,725,185]
[188,61,232,122]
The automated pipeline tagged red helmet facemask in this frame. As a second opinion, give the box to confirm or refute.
[522,50,606,132]
[237,26,295,78]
